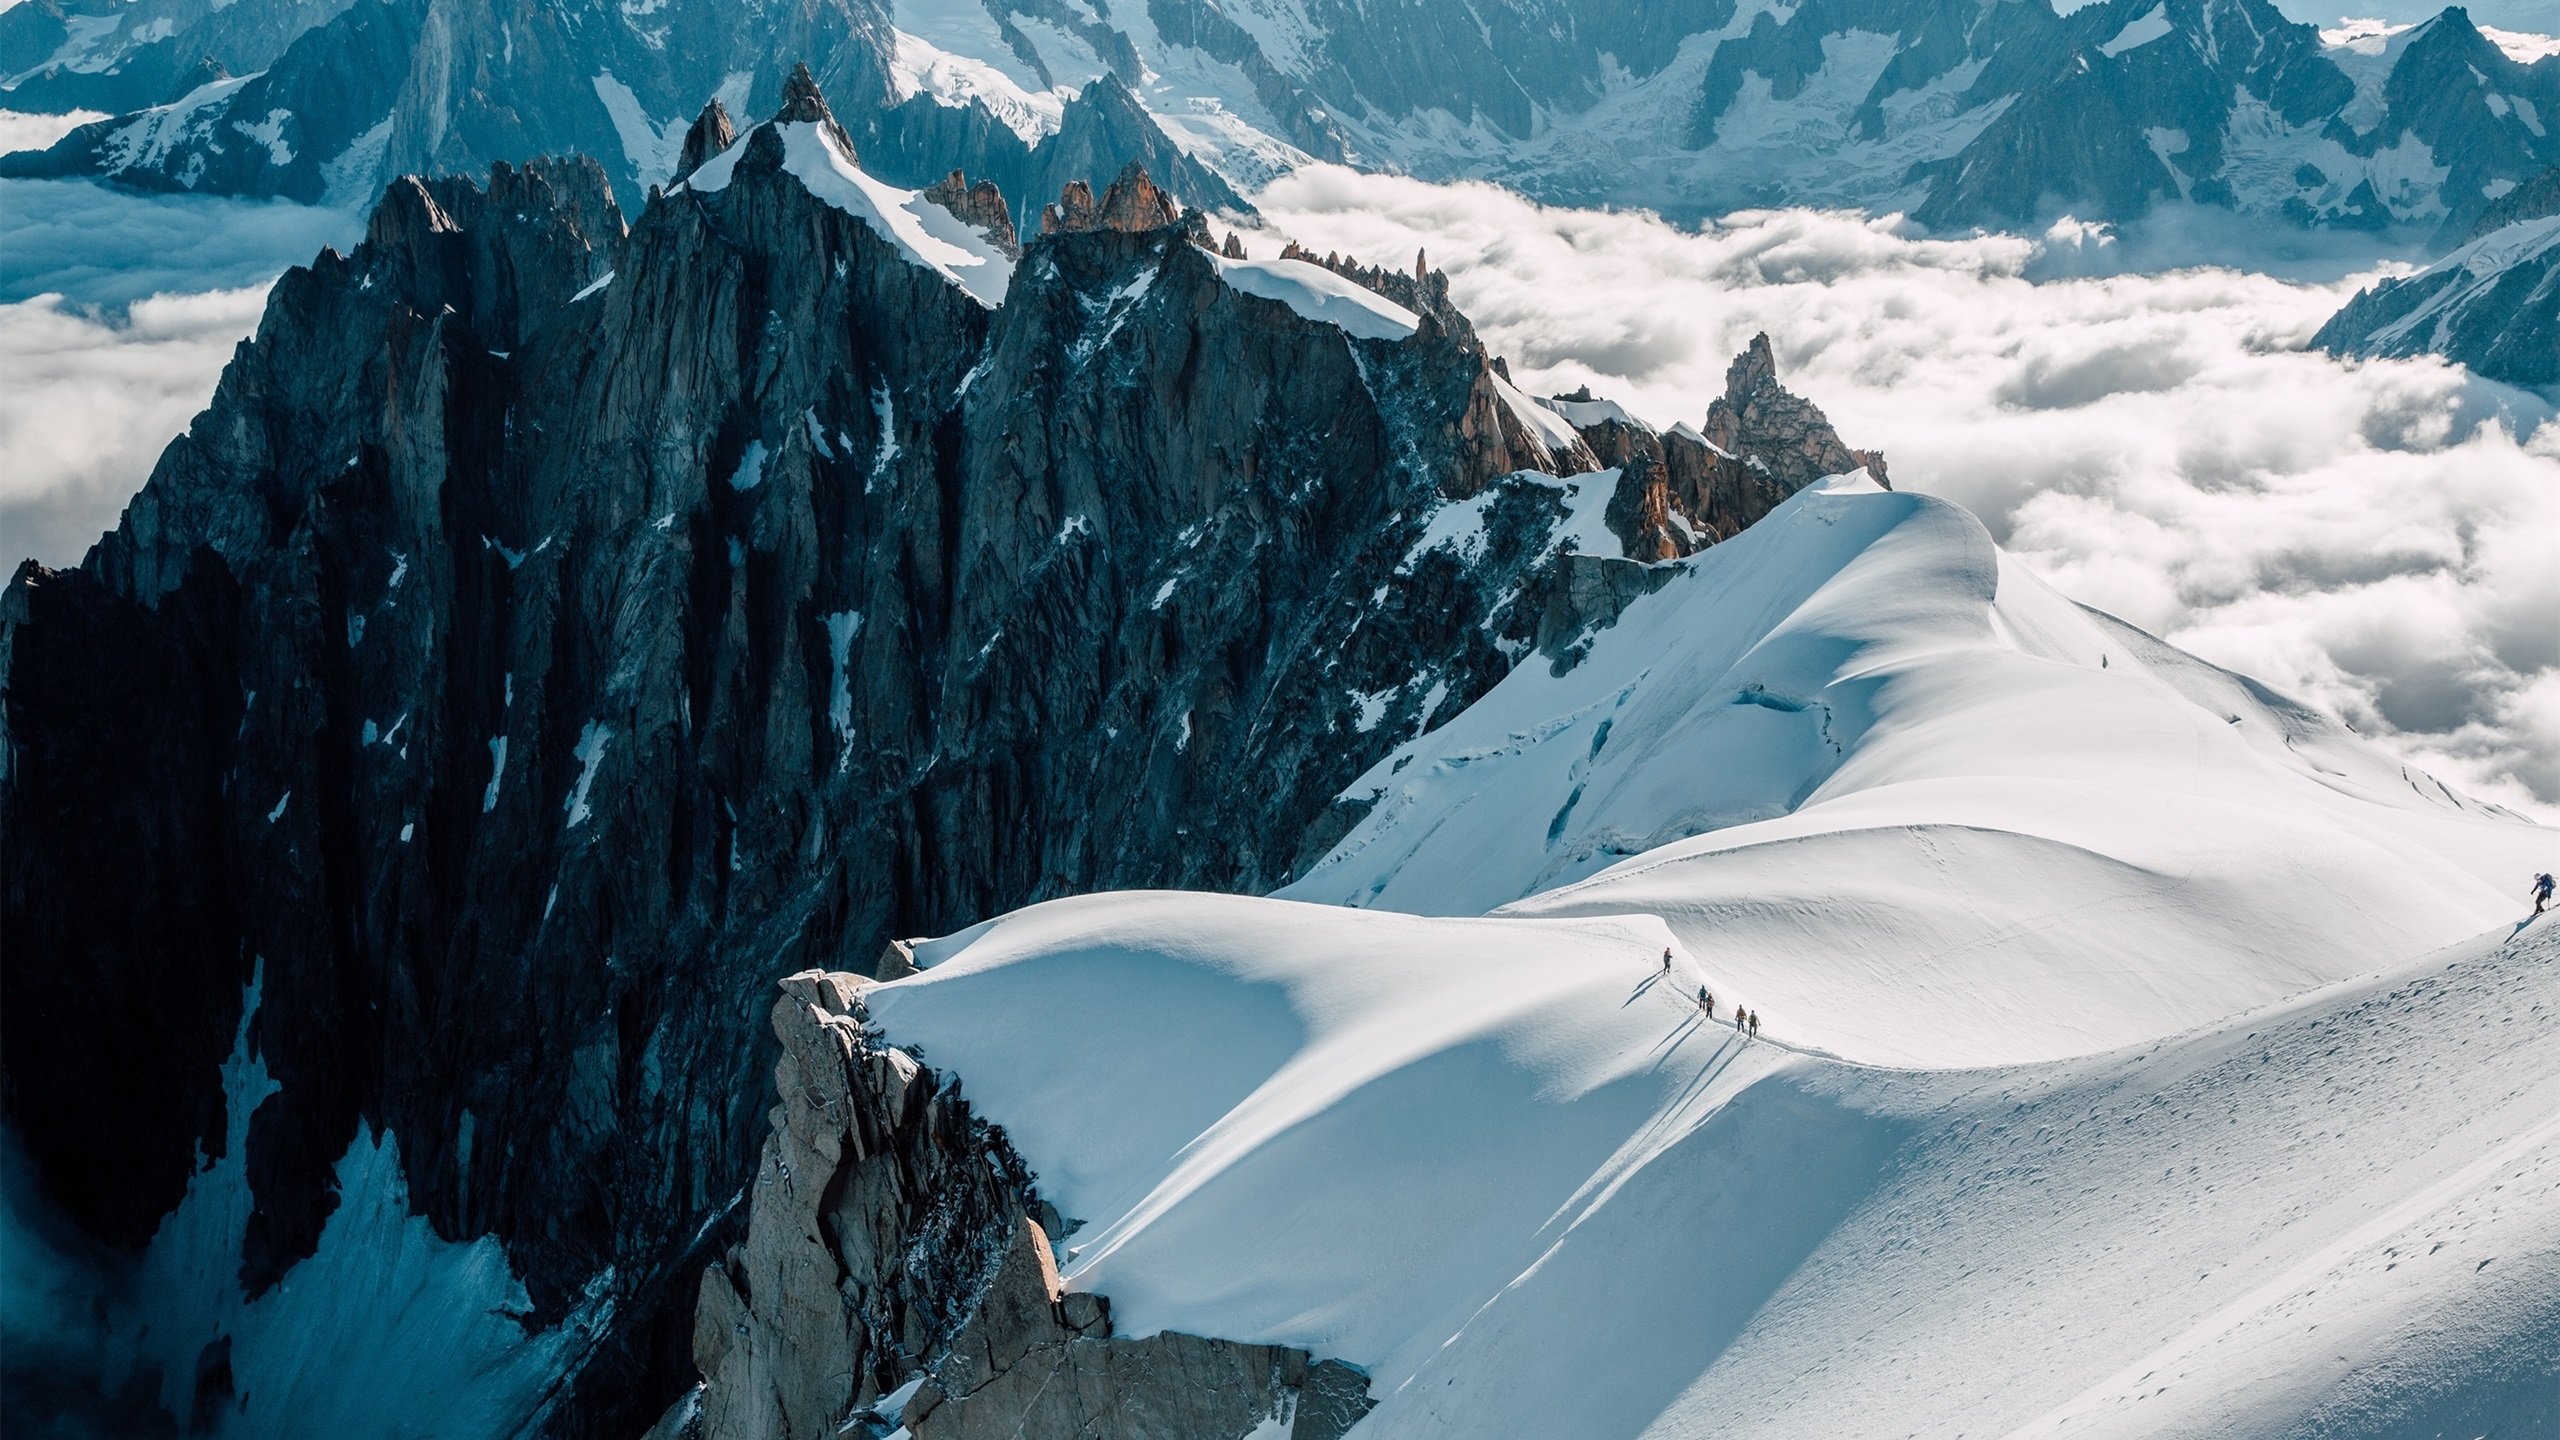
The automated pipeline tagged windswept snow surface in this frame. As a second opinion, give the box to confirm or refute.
[682,121,1015,305]
[861,474,2559,1438]
[868,899,2560,1440]
[1209,255,1420,340]
[1286,477,2554,1066]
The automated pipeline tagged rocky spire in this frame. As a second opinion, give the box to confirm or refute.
[1098,160,1178,230]
[921,168,1021,258]
[1699,332,1888,489]
[673,98,737,183]
[1222,231,1247,260]
[1039,161,1180,235]
[773,61,857,161]
[1039,178,1097,234]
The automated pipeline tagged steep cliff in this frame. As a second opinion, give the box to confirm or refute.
[666,970,1373,1440]
[2,67,1885,1436]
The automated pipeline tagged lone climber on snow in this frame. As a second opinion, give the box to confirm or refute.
[2535,872,2555,916]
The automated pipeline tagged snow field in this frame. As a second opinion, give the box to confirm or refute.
[864,473,2560,1438]
[1290,477,2557,1065]
[868,892,2560,1440]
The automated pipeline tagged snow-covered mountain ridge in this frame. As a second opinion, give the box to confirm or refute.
[1289,476,2544,1065]
[2315,163,2560,386]
[842,893,2560,1440]
[0,69,1894,1437]
[768,474,2560,1439]
[8,0,2558,236]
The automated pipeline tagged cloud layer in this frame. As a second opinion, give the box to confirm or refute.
[4,165,2554,812]
[0,286,274,568]
[1,179,356,572]
[1255,169,2560,812]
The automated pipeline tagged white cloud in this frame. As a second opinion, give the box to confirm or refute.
[0,286,272,569]
[0,179,356,571]
[0,177,356,308]
[0,109,106,156]
[1255,167,2560,813]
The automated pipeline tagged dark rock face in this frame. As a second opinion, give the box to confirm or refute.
[0,73,1663,1435]
[2310,209,2560,389]
[0,0,352,116]
[678,972,1374,1440]
[2468,163,2560,239]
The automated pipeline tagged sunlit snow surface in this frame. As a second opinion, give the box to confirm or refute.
[867,477,2560,1440]
[1209,254,1420,340]
[1288,477,2551,1065]
[683,120,1016,306]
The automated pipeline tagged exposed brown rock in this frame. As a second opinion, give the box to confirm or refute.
[1041,161,1182,235]
[679,972,1373,1440]
[921,169,1021,258]
[1040,177,1098,234]
[1700,333,1889,491]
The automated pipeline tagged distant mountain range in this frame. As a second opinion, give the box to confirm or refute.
[7,0,2557,237]
[2316,162,2560,385]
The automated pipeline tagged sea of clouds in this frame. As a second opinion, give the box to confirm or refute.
[2,156,2555,812]
[0,172,357,569]
[1257,169,2560,813]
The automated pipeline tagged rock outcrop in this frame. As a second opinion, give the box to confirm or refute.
[922,169,1021,258]
[1539,335,1889,563]
[675,973,1373,1440]
[2,68,1777,1437]
[2312,203,2560,390]
[1038,161,1179,235]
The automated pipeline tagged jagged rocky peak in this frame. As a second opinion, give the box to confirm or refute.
[776,59,859,160]
[677,973,1377,1440]
[1040,160,1180,235]
[1514,338,1891,564]
[674,99,738,184]
[921,169,1021,258]
[4,94,1672,1435]
[1702,333,1890,492]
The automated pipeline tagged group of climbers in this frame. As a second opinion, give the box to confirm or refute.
[1661,947,1759,1039]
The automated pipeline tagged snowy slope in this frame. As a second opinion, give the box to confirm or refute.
[682,119,1016,306]
[1283,476,2554,1066]
[866,892,2560,1440]
[857,476,2560,1437]
[1210,254,1421,340]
